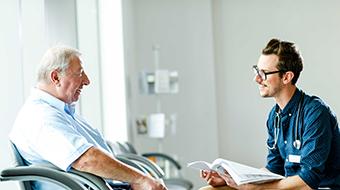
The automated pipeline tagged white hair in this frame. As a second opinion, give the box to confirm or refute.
[37,45,81,83]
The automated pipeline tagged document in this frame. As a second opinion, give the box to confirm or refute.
[187,158,284,185]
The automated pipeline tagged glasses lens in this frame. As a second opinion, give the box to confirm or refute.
[253,65,259,74]
[258,70,266,80]
[253,65,266,80]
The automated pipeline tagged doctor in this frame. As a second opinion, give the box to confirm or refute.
[199,38,340,190]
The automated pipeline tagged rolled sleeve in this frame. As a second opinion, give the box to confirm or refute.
[299,166,320,189]
[64,143,92,171]
[297,104,333,188]
[36,120,94,171]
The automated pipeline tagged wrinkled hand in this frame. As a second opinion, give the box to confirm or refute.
[131,177,167,190]
[200,170,227,187]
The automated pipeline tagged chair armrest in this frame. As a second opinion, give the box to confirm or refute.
[68,168,112,190]
[0,166,85,190]
[115,155,149,174]
[117,153,165,178]
[142,152,182,169]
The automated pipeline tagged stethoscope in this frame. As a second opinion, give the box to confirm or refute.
[267,92,304,150]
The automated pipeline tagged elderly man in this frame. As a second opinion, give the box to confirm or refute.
[10,46,167,190]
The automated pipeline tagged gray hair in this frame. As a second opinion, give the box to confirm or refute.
[37,45,81,83]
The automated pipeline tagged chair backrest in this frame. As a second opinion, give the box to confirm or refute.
[106,141,165,178]
[10,142,33,190]
[107,141,129,155]
[121,141,138,154]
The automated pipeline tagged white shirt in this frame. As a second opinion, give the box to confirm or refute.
[9,88,112,190]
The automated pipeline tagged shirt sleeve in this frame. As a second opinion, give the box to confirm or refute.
[39,122,92,171]
[28,111,93,171]
[298,103,334,189]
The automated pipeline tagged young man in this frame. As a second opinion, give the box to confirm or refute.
[10,46,167,190]
[199,38,340,190]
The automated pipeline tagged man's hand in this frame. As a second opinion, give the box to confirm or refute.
[200,170,227,187]
[131,176,167,190]
[218,171,236,187]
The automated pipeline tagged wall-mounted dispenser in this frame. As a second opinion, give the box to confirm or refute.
[139,70,179,95]
[136,44,179,139]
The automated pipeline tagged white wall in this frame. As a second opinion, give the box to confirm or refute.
[0,0,90,189]
[124,0,340,188]
[0,0,47,188]
[0,0,24,188]
[76,0,103,132]
[213,0,340,168]
[122,0,219,188]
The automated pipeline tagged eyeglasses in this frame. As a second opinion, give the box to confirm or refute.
[252,65,284,80]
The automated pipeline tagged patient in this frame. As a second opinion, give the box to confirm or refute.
[10,45,167,190]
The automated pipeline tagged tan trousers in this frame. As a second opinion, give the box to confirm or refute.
[199,186,236,190]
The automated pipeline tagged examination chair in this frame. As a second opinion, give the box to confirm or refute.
[0,142,112,190]
[107,141,193,190]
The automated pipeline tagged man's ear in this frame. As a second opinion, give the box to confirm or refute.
[50,70,60,86]
[282,71,294,84]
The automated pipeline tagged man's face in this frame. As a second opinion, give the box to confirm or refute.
[57,56,90,104]
[254,54,283,98]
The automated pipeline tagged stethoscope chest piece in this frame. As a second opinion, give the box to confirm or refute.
[293,139,301,150]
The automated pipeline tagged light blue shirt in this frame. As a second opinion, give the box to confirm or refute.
[9,88,112,190]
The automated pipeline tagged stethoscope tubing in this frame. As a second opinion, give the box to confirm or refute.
[267,92,304,150]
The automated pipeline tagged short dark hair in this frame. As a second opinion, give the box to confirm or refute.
[262,38,303,85]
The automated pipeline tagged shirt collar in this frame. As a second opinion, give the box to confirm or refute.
[276,88,303,116]
[31,88,76,117]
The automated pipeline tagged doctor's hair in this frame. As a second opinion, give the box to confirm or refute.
[262,38,303,85]
[37,45,81,84]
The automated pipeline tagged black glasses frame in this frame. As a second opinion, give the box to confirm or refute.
[252,65,284,80]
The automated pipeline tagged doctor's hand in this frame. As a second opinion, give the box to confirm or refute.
[218,172,257,190]
[200,170,227,187]
[218,171,238,187]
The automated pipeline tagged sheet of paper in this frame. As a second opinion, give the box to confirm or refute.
[187,161,212,171]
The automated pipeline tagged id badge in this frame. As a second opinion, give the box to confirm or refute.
[288,154,301,163]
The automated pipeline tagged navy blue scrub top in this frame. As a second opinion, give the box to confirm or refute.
[265,89,340,189]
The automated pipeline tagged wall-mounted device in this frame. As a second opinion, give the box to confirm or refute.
[136,44,179,139]
[139,70,179,95]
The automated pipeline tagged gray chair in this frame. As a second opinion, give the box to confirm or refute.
[121,141,183,175]
[107,141,165,179]
[0,142,112,190]
[107,141,193,190]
